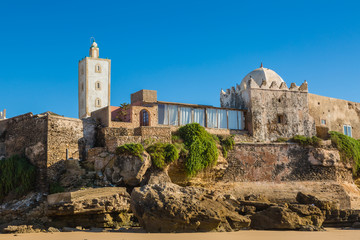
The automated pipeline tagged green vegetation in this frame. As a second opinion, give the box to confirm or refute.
[116,143,144,160]
[49,182,65,194]
[115,102,130,122]
[219,135,235,158]
[0,155,36,200]
[292,135,322,147]
[329,131,360,174]
[275,137,288,143]
[178,123,218,177]
[146,143,179,169]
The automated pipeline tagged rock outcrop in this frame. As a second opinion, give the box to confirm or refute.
[47,187,134,228]
[85,148,151,187]
[131,183,250,232]
[250,204,325,230]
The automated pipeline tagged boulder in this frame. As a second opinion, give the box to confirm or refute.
[250,204,325,230]
[296,192,337,211]
[85,148,152,187]
[47,187,133,228]
[130,183,250,232]
[114,151,151,186]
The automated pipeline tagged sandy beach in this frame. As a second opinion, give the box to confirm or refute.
[0,229,358,240]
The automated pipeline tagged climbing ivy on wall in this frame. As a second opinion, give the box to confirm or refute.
[0,155,36,200]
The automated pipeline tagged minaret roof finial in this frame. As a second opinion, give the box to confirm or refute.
[260,62,263,68]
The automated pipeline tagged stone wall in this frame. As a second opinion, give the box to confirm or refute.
[0,113,48,191]
[98,126,171,153]
[0,113,96,191]
[47,116,96,182]
[309,93,360,139]
[248,88,315,141]
[223,143,352,183]
[130,89,157,105]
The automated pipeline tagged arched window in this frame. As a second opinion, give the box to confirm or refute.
[95,98,101,107]
[95,64,102,73]
[140,109,150,126]
[95,81,101,90]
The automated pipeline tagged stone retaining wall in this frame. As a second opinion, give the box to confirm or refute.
[223,143,352,183]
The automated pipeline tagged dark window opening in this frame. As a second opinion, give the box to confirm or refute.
[277,114,285,124]
[140,110,149,126]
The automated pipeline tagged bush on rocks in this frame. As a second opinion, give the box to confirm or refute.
[146,143,179,169]
[177,123,219,176]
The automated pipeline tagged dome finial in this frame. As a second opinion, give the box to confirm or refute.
[260,62,263,68]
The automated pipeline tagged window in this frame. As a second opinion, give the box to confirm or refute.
[168,105,178,126]
[217,109,227,129]
[95,81,101,90]
[277,114,285,124]
[206,109,217,128]
[321,119,326,125]
[140,110,149,126]
[344,125,352,137]
[81,82,84,91]
[95,98,101,107]
[95,64,102,73]
[193,108,205,127]
[180,107,191,125]
[158,104,168,125]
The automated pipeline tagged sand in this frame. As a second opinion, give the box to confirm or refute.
[0,229,358,240]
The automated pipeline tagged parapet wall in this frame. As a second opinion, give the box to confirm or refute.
[223,143,352,183]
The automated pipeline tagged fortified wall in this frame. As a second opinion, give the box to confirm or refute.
[309,93,360,139]
[221,71,315,141]
[223,142,352,183]
[0,113,96,191]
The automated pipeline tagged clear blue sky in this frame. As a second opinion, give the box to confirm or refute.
[1,0,360,118]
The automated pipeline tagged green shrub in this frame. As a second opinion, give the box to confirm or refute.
[178,123,218,176]
[116,143,144,160]
[49,182,65,194]
[329,131,360,174]
[219,135,235,158]
[146,143,179,169]
[0,155,36,200]
[276,137,288,142]
[292,135,321,147]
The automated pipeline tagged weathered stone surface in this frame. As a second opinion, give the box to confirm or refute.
[250,204,325,230]
[85,147,152,187]
[296,192,337,211]
[130,183,250,232]
[47,187,133,228]
[115,152,151,186]
[223,143,353,183]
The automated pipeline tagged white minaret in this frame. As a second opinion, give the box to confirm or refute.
[78,40,111,119]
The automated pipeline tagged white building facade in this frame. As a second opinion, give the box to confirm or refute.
[78,41,111,119]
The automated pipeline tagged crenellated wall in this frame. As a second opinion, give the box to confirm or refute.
[221,78,315,141]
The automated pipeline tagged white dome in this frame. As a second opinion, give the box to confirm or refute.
[91,41,98,48]
[240,65,284,90]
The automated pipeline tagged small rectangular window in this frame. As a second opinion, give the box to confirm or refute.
[277,114,284,124]
[344,125,352,137]
[321,119,326,125]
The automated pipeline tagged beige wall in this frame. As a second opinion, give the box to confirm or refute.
[248,88,316,141]
[309,93,360,139]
